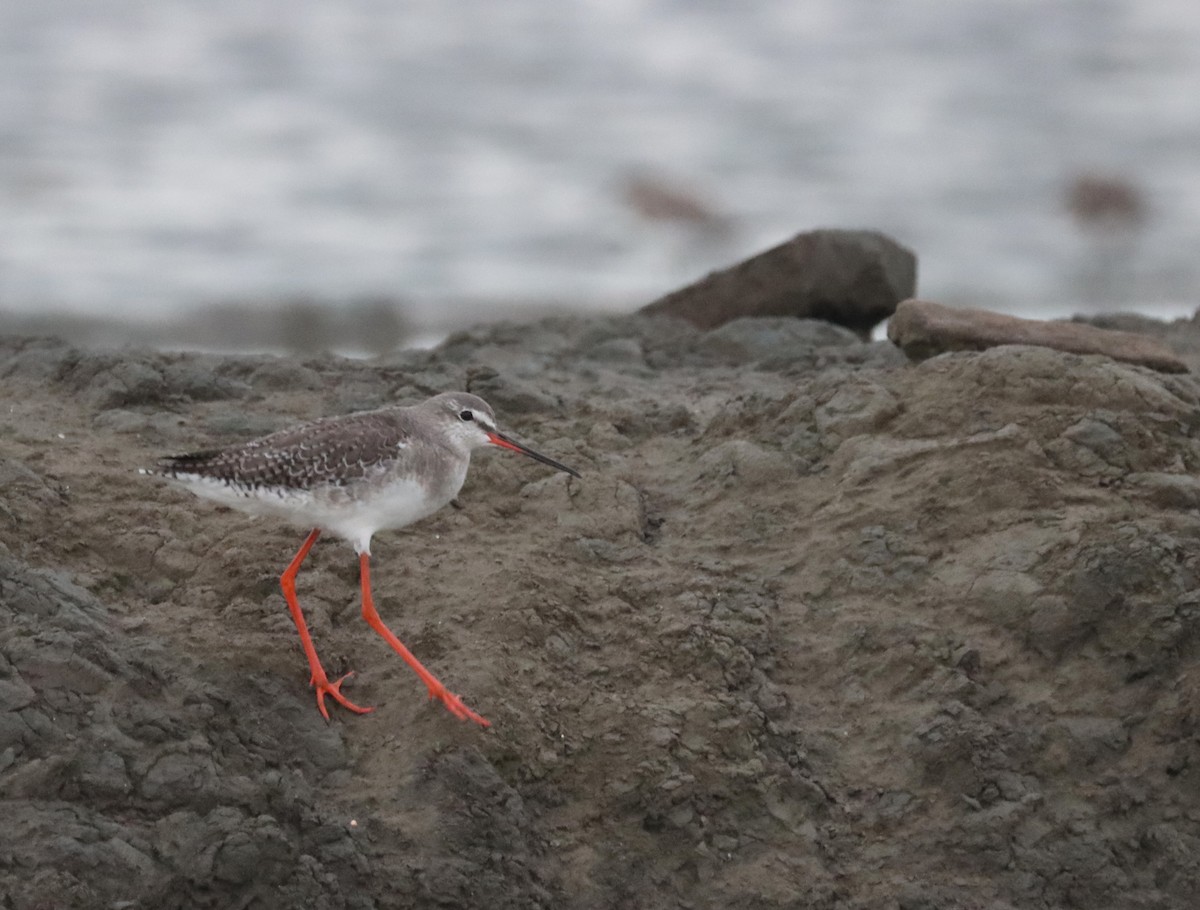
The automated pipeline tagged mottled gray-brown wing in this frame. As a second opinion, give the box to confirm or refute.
[157,409,419,491]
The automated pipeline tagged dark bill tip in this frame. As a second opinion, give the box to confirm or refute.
[488,431,581,478]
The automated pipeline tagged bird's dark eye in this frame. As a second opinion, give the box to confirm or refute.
[459,410,474,422]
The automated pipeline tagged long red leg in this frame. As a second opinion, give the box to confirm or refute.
[358,552,490,727]
[280,528,374,719]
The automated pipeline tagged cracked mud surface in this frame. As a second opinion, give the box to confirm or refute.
[3,314,1200,908]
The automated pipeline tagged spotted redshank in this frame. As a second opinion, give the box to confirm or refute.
[145,391,580,726]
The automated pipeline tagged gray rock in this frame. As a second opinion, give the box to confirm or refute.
[0,552,372,909]
[697,317,859,364]
[0,335,79,380]
[467,368,561,414]
[4,304,1200,910]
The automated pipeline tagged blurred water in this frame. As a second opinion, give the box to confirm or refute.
[0,0,1198,334]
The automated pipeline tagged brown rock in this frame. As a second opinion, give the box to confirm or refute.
[888,299,1188,374]
[640,228,916,338]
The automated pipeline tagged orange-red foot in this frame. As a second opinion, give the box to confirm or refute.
[311,670,375,720]
[425,681,490,727]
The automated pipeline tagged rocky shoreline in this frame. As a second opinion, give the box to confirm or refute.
[3,299,1200,908]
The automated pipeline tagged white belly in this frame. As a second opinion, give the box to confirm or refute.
[170,471,459,554]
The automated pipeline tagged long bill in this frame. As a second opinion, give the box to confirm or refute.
[487,431,581,478]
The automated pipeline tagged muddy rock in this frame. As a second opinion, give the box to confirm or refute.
[2,312,1200,909]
